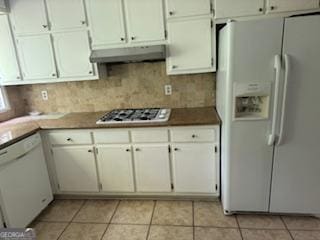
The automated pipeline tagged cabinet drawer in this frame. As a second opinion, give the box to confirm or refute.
[170,128,216,142]
[131,129,169,143]
[93,130,130,144]
[48,131,92,145]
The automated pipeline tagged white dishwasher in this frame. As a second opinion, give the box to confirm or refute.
[0,133,53,228]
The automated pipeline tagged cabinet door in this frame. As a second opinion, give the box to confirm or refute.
[16,34,57,80]
[172,143,217,193]
[133,144,171,192]
[124,0,165,43]
[86,0,126,48]
[96,145,134,192]
[46,0,86,30]
[167,17,214,74]
[166,0,211,18]
[52,31,94,78]
[215,0,265,19]
[0,16,21,83]
[52,146,99,192]
[266,0,319,14]
[9,0,49,34]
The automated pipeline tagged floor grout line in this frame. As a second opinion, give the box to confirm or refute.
[235,215,244,240]
[99,200,121,240]
[192,201,195,240]
[280,216,295,240]
[56,199,87,240]
[145,200,156,240]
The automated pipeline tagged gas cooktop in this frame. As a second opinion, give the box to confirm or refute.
[96,108,171,124]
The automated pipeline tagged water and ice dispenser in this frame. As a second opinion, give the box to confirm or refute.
[233,82,271,120]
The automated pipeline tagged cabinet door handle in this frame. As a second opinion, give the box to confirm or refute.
[171,65,177,70]
[192,134,197,138]
[42,25,48,28]
[126,149,130,152]
[135,148,141,152]
[88,149,93,153]
[89,71,93,74]
[174,148,179,151]
[120,37,125,41]
[270,6,275,10]
[52,73,56,77]
[131,36,136,40]
[81,20,86,25]
[169,11,174,16]
[67,138,72,141]
[259,7,263,12]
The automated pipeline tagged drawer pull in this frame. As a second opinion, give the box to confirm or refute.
[192,134,197,138]
[88,149,93,153]
[174,148,179,151]
[67,138,72,141]
[126,149,130,152]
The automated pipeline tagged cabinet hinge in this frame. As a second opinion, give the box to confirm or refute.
[214,146,218,153]
[168,145,171,153]
[171,183,174,190]
[164,30,168,39]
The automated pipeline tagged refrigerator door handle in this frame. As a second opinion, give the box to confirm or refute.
[277,54,290,146]
[268,55,282,146]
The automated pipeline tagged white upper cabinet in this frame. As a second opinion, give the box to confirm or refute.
[16,34,57,80]
[266,0,320,14]
[86,0,126,48]
[167,17,214,75]
[124,0,165,43]
[9,0,49,34]
[52,31,94,78]
[215,0,265,19]
[172,143,217,193]
[166,0,211,18]
[0,16,21,84]
[46,0,87,31]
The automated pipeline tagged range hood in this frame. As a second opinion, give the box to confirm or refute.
[90,45,166,64]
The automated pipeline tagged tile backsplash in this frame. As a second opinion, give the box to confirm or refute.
[18,62,215,113]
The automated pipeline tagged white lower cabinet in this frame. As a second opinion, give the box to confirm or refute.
[52,146,99,192]
[96,145,134,192]
[47,126,219,196]
[133,144,171,192]
[172,143,217,193]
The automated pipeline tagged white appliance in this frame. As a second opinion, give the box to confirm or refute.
[0,133,53,227]
[217,15,320,214]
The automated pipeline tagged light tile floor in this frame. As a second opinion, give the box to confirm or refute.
[30,199,320,240]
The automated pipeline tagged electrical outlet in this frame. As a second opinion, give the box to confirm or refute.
[41,90,48,101]
[164,85,172,96]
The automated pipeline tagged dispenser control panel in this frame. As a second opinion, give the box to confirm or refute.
[233,82,271,120]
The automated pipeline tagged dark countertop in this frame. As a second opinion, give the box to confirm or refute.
[0,107,220,150]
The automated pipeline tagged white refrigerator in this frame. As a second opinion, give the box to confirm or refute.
[217,15,320,214]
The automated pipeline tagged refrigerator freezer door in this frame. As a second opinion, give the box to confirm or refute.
[219,18,284,213]
[270,15,320,214]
